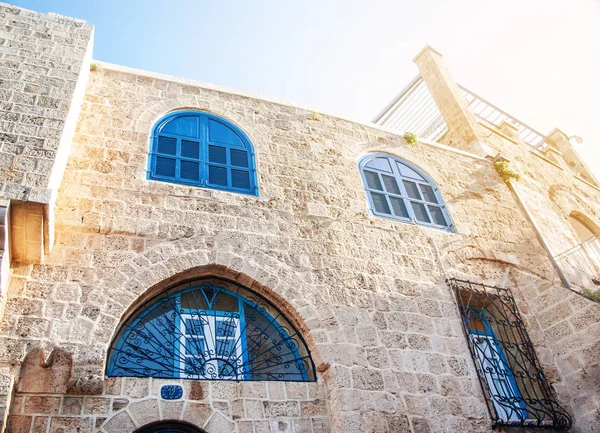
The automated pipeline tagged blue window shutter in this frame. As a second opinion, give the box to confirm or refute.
[208,165,228,186]
[231,170,250,190]
[155,157,176,177]
[359,153,453,230]
[148,111,258,195]
[230,149,249,168]
[157,136,177,155]
[370,192,391,214]
[181,140,200,159]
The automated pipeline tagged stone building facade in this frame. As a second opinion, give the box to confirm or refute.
[0,3,599,433]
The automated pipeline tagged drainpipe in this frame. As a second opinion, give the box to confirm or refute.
[506,181,574,291]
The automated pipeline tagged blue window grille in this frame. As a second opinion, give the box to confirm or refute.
[106,278,316,382]
[449,279,572,430]
[148,111,258,196]
[358,153,453,230]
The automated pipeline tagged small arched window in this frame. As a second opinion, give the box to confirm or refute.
[107,278,316,382]
[359,153,453,230]
[148,111,258,196]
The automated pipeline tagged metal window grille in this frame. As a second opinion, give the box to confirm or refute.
[448,278,572,430]
[107,278,316,382]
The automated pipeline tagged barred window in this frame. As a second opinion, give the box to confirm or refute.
[148,111,258,196]
[358,153,452,230]
[448,279,571,429]
[107,278,316,382]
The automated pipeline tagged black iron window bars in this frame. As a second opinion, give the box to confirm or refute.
[448,278,571,430]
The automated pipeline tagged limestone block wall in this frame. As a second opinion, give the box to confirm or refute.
[0,2,93,201]
[8,378,330,433]
[0,63,598,433]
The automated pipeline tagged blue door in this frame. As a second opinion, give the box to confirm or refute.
[464,308,528,423]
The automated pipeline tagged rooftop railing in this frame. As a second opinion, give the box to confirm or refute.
[373,75,448,142]
[373,74,550,152]
[554,235,600,289]
[459,85,547,151]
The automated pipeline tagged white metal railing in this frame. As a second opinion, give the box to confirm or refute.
[373,75,448,142]
[554,235,600,287]
[373,75,550,151]
[459,85,547,151]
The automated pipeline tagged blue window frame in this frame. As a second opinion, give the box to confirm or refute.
[106,278,316,382]
[148,111,258,196]
[463,307,528,423]
[358,153,453,230]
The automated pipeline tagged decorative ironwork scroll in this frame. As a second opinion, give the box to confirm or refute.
[448,278,571,430]
[107,278,316,382]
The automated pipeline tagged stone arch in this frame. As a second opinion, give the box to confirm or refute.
[99,395,231,433]
[569,210,600,237]
[135,419,207,433]
[105,263,323,372]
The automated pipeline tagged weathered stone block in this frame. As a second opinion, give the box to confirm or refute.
[17,348,72,394]
[263,401,300,418]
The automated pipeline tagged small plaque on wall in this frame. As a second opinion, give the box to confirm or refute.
[161,384,183,400]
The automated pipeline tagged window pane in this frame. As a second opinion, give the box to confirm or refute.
[155,157,176,177]
[161,116,199,138]
[397,162,425,180]
[403,181,422,200]
[230,149,249,168]
[231,170,250,190]
[429,206,447,226]
[370,192,391,214]
[185,338,205,356]
[217,360,236,377]
[209,145,227,164]
[185,358,205,376]
[382,175,401,195]
[180,161,200,181]
[208,165,228,186]
[411,202,431,223]
[216,338,237,355]
[389,197,409,218]
[365,157,392,173]
[181,140,199,159]
[208,119,244,146]
[420,184,437,203]
[364,171,383,190]
[157,136,177,155]
[215,319,237,337]
[184,319,204,336]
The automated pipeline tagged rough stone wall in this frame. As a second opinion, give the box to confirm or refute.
[8,378,330,433]
[473,124,600,430]
[0,62,596,433]
[0,2,93,202]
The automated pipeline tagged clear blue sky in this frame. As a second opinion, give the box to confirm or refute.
[11,0,600,177]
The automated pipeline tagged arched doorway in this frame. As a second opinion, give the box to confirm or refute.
[135,420,205,433]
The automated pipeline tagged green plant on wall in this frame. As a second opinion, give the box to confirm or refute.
[90,62,103,72]
[494,161,521,183]
[581,288,600,304]
[404,132,418,146]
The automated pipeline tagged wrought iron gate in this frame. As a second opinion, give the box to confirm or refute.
[448,278,572,429]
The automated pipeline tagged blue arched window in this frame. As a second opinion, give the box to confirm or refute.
[148,111,258,195]
[106,278,316,382]
[359,153,453,230]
